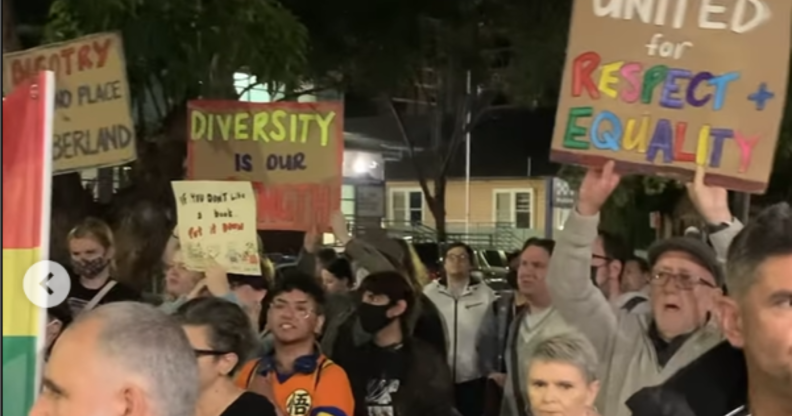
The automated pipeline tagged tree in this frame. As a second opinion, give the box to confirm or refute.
[31,0,309,287]
[300,0,576,241]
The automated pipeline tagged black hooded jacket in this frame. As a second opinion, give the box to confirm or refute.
[626,341,748,416]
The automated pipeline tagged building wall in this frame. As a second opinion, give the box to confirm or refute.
[385,178,549,238]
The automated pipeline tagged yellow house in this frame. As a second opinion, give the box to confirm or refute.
[385,177,552,247]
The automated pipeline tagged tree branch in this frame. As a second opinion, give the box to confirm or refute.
[386,97,437,207]
[438,93,518,179]
[275,85,336,102]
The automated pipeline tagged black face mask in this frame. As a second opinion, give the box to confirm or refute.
[358,302,394,334]
[72,257,109,279]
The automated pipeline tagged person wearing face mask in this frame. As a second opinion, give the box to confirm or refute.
[335,271,455,416]
[175,297,277,416]
[545,163,742,416]
[65,218,141,316]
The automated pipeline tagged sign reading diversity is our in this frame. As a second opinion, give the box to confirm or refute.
[2,32,137,174]
[187,101,343,231]
[551,0,791,193]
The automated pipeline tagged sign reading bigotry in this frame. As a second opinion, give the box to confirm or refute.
[2,32,137,174]
[188,101,343,230]
[551,0,791,193]
[172,181,262,275]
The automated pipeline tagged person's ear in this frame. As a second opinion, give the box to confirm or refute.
[718,296,745,348]
[254,289,267,303]
[585,380,601,407]
[218,353,239,377]
[387,300,407,319]
[106,246,116,260]
[117,384,150,416]
[314,314,326,335]
[609,260,623,280]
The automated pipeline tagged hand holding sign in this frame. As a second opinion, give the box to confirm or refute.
[577,160,621,216]
[686,166,732,225]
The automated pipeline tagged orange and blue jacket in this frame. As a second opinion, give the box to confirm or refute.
[235,354,355,416]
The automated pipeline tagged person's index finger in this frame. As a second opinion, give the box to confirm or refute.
[694,165,706,187]
[603,160,616,176]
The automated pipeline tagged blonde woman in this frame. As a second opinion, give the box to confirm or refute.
[65,217,141,316]
[526,333,601,416]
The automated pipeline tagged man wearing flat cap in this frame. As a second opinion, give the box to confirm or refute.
[544,163,743,416]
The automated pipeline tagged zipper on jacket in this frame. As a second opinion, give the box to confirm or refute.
[452,296,459,383]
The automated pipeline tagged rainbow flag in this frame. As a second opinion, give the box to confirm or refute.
[2,71,55,416]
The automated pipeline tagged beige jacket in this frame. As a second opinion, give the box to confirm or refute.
[547,210,742,416]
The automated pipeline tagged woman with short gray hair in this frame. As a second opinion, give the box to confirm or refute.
[526,333,601,416]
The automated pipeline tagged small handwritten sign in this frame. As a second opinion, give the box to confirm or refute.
[171,181,262,275]
[2,32,137,174]
[550,0,791,193]
[186,100,343,231]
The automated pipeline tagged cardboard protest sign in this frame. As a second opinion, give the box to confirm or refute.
[551,0,791,193]
[187,100,343,231]
[2,32,137,174]
[172,181,262,275]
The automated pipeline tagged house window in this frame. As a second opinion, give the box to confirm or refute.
[390,189,423,224]
[341,185,355,218]
[493,190,535,228]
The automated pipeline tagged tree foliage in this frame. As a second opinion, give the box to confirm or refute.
[39,0,309,287]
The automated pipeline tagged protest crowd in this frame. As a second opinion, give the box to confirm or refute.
[29,163,792,416]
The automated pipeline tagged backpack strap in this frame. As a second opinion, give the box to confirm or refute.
[82,281,118,313]
[623,296,648,312]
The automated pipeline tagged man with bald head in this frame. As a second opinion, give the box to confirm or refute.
[30,302,199,416]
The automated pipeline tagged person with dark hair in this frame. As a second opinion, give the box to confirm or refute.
[545,164,742,416]
[336,271,455,416]
[626,202,792,416]
[614,255,652,313]
[318,213,448,364]
[424,242,495,416]
[174,297,276,416]
[44,303,74,359]
[227,271,270,331]
[591,229,632,302]
[321,257,355,294]
[234,272,355,416]
[477,238,575,416]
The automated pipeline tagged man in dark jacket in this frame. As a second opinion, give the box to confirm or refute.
[627,203,792,416]
[335,270,455,416]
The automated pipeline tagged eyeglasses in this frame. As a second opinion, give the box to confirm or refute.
[649,271,717,290]
[446,254,469,261]
[193,349,230,357]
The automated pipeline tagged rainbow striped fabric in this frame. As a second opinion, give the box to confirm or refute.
[2,72,55,416]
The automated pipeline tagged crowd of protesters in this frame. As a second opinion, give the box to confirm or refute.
[34,164,792,416]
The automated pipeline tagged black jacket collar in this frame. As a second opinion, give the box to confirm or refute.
[626,341,747,416]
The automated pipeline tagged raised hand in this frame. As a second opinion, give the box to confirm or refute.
[686,166,732,224]
[204,258,230,297]
[329,211,352,245]
[303,225,320,254]
[577,161,622,216]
